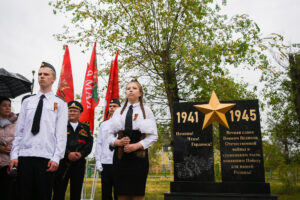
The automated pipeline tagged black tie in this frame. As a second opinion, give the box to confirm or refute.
[125,105,133,137]
[31,94,45,135]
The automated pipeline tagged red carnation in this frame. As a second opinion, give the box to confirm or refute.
[77,139,86,144]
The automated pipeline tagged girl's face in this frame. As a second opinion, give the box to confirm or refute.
[126,82,142,104]
[0,100,11,119]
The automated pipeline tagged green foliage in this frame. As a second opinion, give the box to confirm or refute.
[50,0,283,147]
[263,140,285,171]
[262,49,300,164]
[278,163,298,193]
[148,123,167,166]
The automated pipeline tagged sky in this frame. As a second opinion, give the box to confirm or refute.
[0,0,300,118]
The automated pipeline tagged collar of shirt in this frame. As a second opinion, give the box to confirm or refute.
[37,91,54,99]
[128,102,140,108]
[70,122,79,131]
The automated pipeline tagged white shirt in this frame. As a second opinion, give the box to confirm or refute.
[10,91,68,164]
[108,102,158,149]
[70,122,79,131]
[95,119,115,165]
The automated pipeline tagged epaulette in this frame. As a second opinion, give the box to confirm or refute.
[80,121,90,128]
[21,94,35,103]
[79,122,92,132]
[55,95,66,102]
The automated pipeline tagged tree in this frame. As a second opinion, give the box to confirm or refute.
[262,140,284,171]
[288,53,300,126]
[262,47,300,164]
[50,0,279,122]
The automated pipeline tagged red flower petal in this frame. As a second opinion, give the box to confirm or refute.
[77,139,86,144]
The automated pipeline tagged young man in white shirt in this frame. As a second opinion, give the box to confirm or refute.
[10,62,68,200]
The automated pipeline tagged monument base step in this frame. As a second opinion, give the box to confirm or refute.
[164,192,277,200]
[170,181,271,194]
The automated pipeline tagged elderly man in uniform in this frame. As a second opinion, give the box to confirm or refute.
[52,100,93,200]
[95,99,121,200]
[10,62,68,200]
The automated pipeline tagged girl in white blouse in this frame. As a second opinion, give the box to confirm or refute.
[108,79,158,200]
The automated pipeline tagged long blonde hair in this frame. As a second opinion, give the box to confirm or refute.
[120,78,146,119]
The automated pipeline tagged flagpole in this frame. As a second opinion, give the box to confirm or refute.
[31,70,35,94]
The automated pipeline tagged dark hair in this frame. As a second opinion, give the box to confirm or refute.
[0,97,11,105]
[120,78,146,119]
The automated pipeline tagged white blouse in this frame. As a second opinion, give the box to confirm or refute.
[108,102,158,149]
[95,119,115,164]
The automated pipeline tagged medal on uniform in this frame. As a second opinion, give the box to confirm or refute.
[54,102,58,110]
[134,113,138,121]
[79,129,88,137]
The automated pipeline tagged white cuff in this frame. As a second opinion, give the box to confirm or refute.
[51,155,60,164]
[10,152,18,161]
[96,161,103,172]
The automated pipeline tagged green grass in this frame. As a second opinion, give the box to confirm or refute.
[65,176,172,200]
[269,179,300,200]
[64,176,300,200]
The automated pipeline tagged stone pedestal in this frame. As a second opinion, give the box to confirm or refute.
[164,181,277,200]
[165,192,277,200]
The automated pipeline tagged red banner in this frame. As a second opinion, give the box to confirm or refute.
[56,45,74,102]
[79,42,99,134]
[104,50,119,120]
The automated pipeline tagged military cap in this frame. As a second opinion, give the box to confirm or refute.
[110,98,120,106]
[40,61,56,73]
[68,101,83,112]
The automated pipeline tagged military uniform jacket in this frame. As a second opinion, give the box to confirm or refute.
[65,122,93,160]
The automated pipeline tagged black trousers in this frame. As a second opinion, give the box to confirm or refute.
[0,165,17,200]
[18,157,55,200]
[52,158,86,200]
[101,164,118,200]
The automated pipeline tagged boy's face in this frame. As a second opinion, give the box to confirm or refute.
[109,103,120,116]
[38,67,56,89]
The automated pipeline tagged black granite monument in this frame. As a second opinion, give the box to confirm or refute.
[173,102,214,182]
[164,98,277,200]
[220,100,265,182]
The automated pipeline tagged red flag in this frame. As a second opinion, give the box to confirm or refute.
[104,50,119,120]
[79,42,99,134]
[112,51,119,99]
[56,45,74,102]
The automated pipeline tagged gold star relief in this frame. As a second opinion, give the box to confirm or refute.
[194,91,235,130]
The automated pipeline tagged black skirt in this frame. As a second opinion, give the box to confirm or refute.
[113,130,149,196]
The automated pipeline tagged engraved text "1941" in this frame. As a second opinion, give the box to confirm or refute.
[176,112,199,123]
